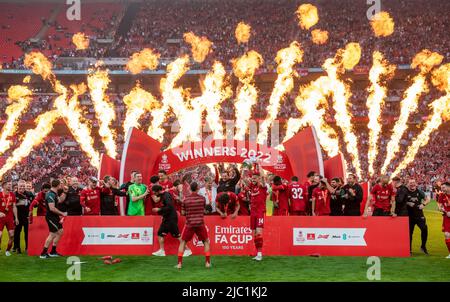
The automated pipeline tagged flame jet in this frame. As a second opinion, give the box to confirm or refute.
[366,51,396,176]
[232,50,264,140]
[87,68,117,159]
[391,63,449,177]
[257,41,303,145]
[0,85,33,155]
[380,49,443,174]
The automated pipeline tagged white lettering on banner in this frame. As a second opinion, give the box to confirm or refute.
[292,228,367,246]
[213,225,253,246]
[81,227,153,245]
[173,146,272,163]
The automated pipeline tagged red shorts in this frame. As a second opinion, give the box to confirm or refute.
[0,217,15,231]
[181,225,208,242]
[250,215,264,230]
[273,208,289,216]
[443,217,450,233]
[290,210,307,216]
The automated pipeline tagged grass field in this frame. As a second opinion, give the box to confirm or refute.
[1,202,449,282]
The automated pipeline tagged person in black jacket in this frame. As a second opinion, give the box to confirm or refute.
[329,178,345,216]
[392,176,409,216]
[151,185,192,257]
[13,180,35,253]
[342,174,363,216]
[402,179,430,255]
[217,164,240,193]
[100,176,127,215]
[65,177,82,216]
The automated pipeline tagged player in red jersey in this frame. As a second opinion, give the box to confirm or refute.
[369,175,396,216]
[29,182,51,222]
[248,170,268,261]
[177,182,210,269]
[271,175,289,216]
[311,180,331,216]
[437,182,450,259]
[158,170,173,191]
[216,191,240,219]
[237,188,250,216]
[289,176,308,215]
[80,177,101,215]
[0,181,18,256]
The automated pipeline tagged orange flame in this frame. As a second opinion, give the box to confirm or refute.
[126,48,160,74]
[0,85,33,155]
[296,3,319,30]
[366,51,396,176]
[370,11,395,37]
[183,32,213,63]
[123,83,160,134]
[258,41,303,144]
[311,29,329,45]
[232,50,264,140]
[380,50,443,174]
[72,32,90,50]
[235,22,251,44]
[87,69,117,159]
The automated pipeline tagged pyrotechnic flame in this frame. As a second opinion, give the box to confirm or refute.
[24,52,55,83]
[87,69,117,159]
[232,50,264,140]
[123,83,160,134]
[258,41,303,144]
[53,83,100,168]
[337,42,362,70]
[23,76,31,83]
[285,76,339,156]
[366,51,396,176]
[235,22,251,44]
[126,48,160,74]
[311,29,328,45]
[391,96,449,177]
[72,32,90,50]
[148,56,190,142]
[370,11,395,37]
[0,110,60,179]
[323,43,363,178]
[0,85,33,155]
[432,63,450,92]
[194,61,231,139]
[380,50,443,174]
[296,3,319,30]
[183,32,213,63]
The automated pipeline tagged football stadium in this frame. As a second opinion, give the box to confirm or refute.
[0,0,449,290]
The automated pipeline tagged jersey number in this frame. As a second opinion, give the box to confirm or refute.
[291,188,303,199]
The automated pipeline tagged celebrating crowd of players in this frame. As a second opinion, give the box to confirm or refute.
[0,162,449,266]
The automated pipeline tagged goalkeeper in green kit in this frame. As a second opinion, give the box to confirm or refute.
[127,172,149,216]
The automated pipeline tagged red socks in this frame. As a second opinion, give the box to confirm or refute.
[6,240,13,251]
[446,238,450,253]
[205,251,211,264]
[177,252,183,265]
[254,234,263,250]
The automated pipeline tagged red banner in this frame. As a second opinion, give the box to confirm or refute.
[324,153,346,182]
[153,139,293,180]
[28,216,409,257]
[98,154,120,180]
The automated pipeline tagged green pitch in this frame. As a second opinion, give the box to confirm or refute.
[1,202,449,282]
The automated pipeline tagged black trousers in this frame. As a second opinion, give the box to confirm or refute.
[14,206,29,250]
[409,216,428,250]
[372,208,391,216]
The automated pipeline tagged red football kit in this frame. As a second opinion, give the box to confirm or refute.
[312,187,331,216]
[249,183,268,230]
[80,187,101,215]
[237,190,250,216]
[216,191,239,215]
[289,182,308,215]
[271,184,289,216]
[30,191,47,216]
[160,180,173,191]
[438,193,450,233]
[371,183,395,211]
[0,191,16,231]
